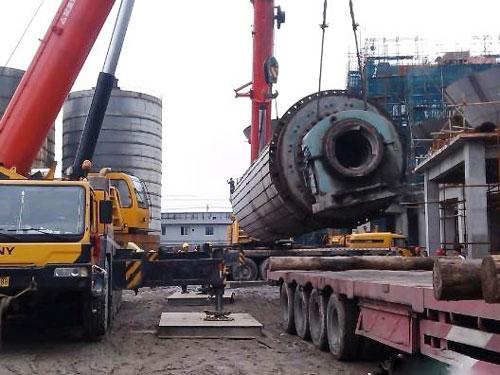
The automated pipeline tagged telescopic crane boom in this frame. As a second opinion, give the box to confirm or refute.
[68,0,134,179]
[0,0,116,176]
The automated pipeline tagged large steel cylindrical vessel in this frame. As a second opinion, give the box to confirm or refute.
[231,90,404,242]
[0,67,55,169]
[62,88,162,232]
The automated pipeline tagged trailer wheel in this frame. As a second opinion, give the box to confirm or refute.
[259,258,270,280]
[293,286,310,340]
[280,283,295,334]
[309,289,328,350]
[233,258,258,281]
[326,294,359,361]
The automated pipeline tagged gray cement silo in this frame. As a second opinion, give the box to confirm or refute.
[0,66,55,169]
[62,87,162,232]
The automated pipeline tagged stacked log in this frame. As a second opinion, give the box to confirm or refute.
[481,255,500,303]
[270,255,500,304]
[269,256,434,272]
[432,258,483,300]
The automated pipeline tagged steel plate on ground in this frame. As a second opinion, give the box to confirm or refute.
[158,312,262,339]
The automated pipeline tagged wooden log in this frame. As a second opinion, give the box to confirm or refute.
[269,256,434,272]
[481,255,500,303]
[432,258,483,301]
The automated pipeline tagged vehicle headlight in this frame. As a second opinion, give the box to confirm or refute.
[54,267,89,278]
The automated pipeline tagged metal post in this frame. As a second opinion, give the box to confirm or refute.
[215,287,223,312]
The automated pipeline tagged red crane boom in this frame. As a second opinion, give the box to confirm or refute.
[250,0,275,162]
[0,0,116,175]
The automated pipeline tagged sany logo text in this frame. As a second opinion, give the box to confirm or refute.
[0,246,14,255]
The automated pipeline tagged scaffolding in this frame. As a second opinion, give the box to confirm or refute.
[346,36,500,180]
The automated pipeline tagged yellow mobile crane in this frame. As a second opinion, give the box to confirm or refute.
[0,0,225,341]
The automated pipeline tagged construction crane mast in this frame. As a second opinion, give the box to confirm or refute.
[248,0,284,161]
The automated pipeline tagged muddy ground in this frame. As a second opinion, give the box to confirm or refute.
[0,285,432,375]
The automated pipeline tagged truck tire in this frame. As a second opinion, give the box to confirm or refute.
[233,258,258,281]
[293,286,310,340]
[326,294,359,361]
[82,292,107,341]
[259,258,270,280]
[280,283,295,334]
[83,260,110,341]
[108,256,122,326]
[308,289,328,350]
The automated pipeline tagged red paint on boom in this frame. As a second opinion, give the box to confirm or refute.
[0,0,116,175]
[250,0,275,162]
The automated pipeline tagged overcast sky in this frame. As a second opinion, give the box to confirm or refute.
[1,0,499,212]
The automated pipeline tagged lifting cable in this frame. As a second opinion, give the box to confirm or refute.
[349,0,367,110]
[316,0,329,118]
[0,0,45,75]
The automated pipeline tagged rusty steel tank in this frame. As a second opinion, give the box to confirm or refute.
[231,90,404,242]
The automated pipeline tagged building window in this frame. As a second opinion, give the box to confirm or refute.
[205,226,214,236]
[181,226,190,236]
[161,224,167,236]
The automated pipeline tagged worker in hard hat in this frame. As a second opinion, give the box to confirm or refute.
[182,242,189,251]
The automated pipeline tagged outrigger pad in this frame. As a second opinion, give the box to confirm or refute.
[158,312,262,339]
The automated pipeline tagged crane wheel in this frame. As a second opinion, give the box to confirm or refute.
[308,289,328,350]
[82,293,107,341]
[326,294,359,361]
[259,258,270,280]
[233,258,258,281]
[280,282,295,334]
[108,257,122,326]
[293,286,311,340]
[83,258,110,341]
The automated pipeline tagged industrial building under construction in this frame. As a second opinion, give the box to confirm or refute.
[342,39,500,256]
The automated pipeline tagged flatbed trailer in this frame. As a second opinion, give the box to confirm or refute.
[269,269,500,373]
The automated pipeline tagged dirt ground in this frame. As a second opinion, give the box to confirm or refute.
[0,285,382,375]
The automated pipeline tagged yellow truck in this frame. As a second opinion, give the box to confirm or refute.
[0,169,118,339]
[348,232,414,256]
[0,0,226,341]
[0,168,225,340]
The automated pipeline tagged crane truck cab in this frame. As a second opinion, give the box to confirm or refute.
[90,170,160,251]
[101,170,150,233]
[0,169,118,340]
